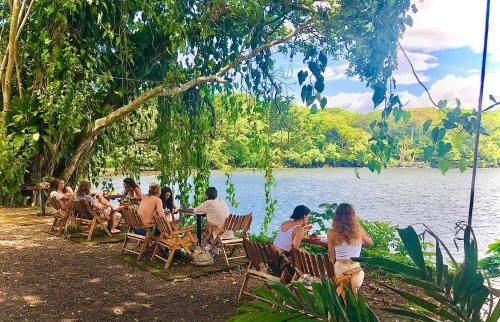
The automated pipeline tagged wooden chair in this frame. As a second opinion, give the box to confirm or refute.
[290,248,362,300]
[120,207,154,260]
[72,199,112,241]
[238,238,283,300]
[151,211,197,269]
[49,196,72,234]
[208,213,253,266]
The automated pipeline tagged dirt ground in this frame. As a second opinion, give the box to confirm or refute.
[0,207,408,322]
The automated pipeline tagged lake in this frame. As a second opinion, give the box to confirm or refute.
[104,168,500,256]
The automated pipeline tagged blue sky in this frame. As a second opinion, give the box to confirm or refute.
[275,0,500,113]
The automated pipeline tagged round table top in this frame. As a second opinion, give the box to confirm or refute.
[26,185,49,191]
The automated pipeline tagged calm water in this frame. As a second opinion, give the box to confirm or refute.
[105,168,500,256]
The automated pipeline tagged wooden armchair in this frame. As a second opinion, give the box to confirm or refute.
[120,207,154,260]
[238,238,283,300]
[151,211,197,269]
[290,248,362,300]
[72,199,112,241]
[49,196,72,235]
[208,213,253,266]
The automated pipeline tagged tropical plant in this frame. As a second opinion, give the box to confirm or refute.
[479,240,500,277]
[230,276,380,322]
[357,225,500,322]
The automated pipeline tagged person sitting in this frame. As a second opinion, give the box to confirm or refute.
[272,205,311,254]
[49,178,74,207]
[74,181,120,234]
[123,178,143,203]
[183,187,232,244]
[161,186,178,219]
[327,203,373,293]
[137,182,167,228]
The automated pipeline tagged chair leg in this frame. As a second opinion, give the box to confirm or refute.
[87,218,97,241]
[95,216,112,237]
[138,231,152,260]
[238,265,252,300]
[151,242,160,261]
[180,240,193,256]
[221,245,229,266]
[164,242,178,269]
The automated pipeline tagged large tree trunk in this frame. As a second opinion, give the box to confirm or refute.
[2,0,20,115]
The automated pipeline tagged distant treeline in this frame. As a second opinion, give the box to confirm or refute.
[106,106,500,171]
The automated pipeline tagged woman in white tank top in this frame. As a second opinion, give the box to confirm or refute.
[273,205,312,253]
[327,203,373,293]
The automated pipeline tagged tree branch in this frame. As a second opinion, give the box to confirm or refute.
[92,20,313,133]
[398,41,439,108]
[16,0,35,42]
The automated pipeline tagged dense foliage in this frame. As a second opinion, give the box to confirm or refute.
[0,0,417,205]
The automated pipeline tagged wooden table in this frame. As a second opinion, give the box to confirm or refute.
[302,236,328,248]
[26,185,49,215]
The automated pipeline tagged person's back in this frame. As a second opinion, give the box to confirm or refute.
[327,203,373,293]
[272,205,311,253]
[138,194,163,226]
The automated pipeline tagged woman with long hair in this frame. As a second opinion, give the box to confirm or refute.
[327,203,373,292]
[123,178,143,202]
[49,178,73,206]
[160,186,178,219]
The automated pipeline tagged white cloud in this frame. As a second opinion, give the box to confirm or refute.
[402,72,500,108]
[393,51,438,85]
[318,71,500,113]
[403,0,500,62]
[323,92,375,113]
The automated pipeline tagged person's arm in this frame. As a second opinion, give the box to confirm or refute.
[327,230,336,263]
[361,228,374,247]
[135,187,143,201]
[291,226,305,250]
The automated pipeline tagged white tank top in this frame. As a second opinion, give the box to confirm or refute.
[273,224,300,252]
[335,242,362,260]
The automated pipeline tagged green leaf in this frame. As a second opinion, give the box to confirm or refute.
[319,97,327,109]
[438,99,448,109]
[32,133,40,141]
[397,226,427,274]
[298,70,308,85]
[355,256,428,279]
[423,146,434,159]
[393,109,403,122]
[318,52,328,67]
[382,308,441,322]
[438,159,450,174]
[372,85,385,108]
[436,242,444,286]
[354,167,360,179]
[431,127,446,143]
[402,110,411,123]
[367,160,377,172]
[436,141,452,157]
[450,132,464,148]
[486,299,500,322]
[404,15,413,27]
[314,79,325,93]
[458,159,468,172]
[423,119,432,132]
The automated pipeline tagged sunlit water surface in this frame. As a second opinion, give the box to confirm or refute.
[105,168,499,257]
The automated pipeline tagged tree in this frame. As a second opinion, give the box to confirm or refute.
[0,0,413,203]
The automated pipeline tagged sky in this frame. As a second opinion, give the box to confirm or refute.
[276,0,500,113]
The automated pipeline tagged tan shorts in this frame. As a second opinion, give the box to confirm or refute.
[334,261,364,290]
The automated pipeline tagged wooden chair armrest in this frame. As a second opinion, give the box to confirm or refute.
[342,267,363,275]
[171,224,196,235]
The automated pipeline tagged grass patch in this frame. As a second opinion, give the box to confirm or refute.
[121,253,247,281]
[46,230,126,245]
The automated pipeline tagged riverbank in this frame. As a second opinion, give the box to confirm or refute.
[0,206,417,321]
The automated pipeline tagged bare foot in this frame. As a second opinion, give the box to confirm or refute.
[110,229,121,234]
